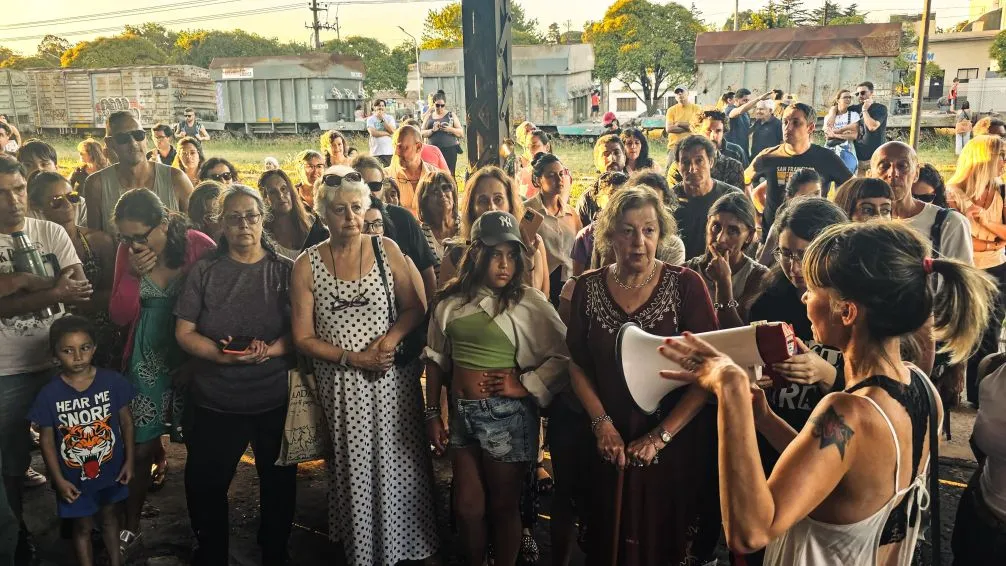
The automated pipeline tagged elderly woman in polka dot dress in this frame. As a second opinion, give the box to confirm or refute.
[290,165,438,565]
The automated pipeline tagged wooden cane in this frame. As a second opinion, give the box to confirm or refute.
[610,466,625,566]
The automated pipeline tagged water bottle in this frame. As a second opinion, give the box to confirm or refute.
[10,231,60,319]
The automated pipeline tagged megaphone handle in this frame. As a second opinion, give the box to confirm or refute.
[610,467,625,566]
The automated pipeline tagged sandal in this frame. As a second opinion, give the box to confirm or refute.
[535,464,553,495]
[118,529,141,558]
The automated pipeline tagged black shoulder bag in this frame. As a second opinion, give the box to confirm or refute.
[371,236,427,365]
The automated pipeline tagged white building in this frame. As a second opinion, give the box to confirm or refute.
[606,77,679,123]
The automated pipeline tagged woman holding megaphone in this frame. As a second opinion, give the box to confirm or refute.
[658,220,993,565]
[567,187,721,564]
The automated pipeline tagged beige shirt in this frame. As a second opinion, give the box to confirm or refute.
[388,160,437,217]
[525,194,582,280]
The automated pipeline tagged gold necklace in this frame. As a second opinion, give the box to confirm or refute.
[611,261,657,290]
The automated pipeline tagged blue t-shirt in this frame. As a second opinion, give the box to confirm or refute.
[28,369,135,492]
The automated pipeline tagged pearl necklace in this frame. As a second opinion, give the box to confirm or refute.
[611,261,657,290]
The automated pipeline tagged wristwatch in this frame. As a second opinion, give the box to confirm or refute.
[657,427,673,444]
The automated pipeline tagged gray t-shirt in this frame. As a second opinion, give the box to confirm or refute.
[174,253,294,414]
[672,180,743,260]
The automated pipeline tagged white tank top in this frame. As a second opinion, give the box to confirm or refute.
[764,394,931,566]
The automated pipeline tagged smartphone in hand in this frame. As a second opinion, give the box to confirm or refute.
[519,208,544,249]
[221,336,255,355]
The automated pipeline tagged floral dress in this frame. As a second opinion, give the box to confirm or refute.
[126,275,186,444]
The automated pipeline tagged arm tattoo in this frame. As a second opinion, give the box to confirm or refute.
[811,406,854,460]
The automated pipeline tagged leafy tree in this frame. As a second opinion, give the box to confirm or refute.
[123,23,178,55]
[586,0,704,115]
[810,1,864,25]
[0,47,15,67]
[0,55,57,69]
[547,23,562,44]
[893,25,943,93]
[61,36,168,68]
[420,1,543,49]
[560,30,584,43]
[325,36,410,95]
[173,30,301,68]
[992,30,1006,76]
[36,35,70,66]
[777,0,811,26]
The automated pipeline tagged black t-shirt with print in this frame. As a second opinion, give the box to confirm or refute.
[745,143,853,234]
[849,101,888,161]
[672,180,742,260]
[748,276,845,473]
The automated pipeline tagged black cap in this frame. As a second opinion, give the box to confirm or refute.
[470,211,528,252]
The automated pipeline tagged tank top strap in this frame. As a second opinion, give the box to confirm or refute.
[858,395,902,493]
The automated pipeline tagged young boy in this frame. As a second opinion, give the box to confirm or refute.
[28,316,135,566]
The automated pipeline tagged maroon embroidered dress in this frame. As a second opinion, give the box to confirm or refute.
[567,264,722,565]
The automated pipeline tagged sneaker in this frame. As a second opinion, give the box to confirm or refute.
[24,467,47,488]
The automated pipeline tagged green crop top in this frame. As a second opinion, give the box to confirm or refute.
[445,310,516,370]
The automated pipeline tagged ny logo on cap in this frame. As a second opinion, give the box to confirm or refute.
[499,215,513,228]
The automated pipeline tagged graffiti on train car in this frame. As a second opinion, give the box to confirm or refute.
[38,96,67,124]
[94,97,148,126]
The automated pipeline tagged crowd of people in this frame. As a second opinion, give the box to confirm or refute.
[0,80,1004,566]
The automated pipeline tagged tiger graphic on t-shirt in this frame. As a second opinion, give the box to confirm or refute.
[59,417,116,481]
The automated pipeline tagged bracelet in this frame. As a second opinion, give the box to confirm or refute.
[339,349,350,366]
[714,299,740,310]
[590,414,612,433]
[423,407,442,421]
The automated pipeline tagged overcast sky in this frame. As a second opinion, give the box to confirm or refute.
[1,0,982,56]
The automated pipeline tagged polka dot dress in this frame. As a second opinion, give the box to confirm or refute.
[307,239,439,565]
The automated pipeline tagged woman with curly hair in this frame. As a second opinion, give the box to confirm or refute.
[172,136,204,187]
[109,188,216,548]
[320,129,357,167]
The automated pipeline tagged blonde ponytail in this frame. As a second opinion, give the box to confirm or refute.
[930,258,998,364]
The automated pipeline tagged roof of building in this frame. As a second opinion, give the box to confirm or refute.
[929,29,1001,43]
[695,23,903,63]
[209,53,364,73]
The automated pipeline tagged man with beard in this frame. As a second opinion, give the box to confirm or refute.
[146,123,176,165]
[0,155,91,565]
[85,111,194,234]
[744,103,852,236]
[671,135,743,259]
[576,134,627,227]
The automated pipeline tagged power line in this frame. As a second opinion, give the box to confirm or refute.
[0,0,243,30]
[2,4,303,43]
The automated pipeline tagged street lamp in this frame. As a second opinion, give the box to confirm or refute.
[398,26,422,108]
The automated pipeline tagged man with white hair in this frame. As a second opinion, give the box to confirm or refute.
[388,124,437,217]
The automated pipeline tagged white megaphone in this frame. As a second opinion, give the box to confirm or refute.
[616,322,798,414]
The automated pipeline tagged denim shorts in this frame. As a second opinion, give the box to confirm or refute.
[449,396,539,463]
[58,481,129,519]
[0,370,51,477]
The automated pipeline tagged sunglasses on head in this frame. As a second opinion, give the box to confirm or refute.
[209,172,233,182]
[112,130,146,145]
[323,172,363,187]
[50,192,81,209]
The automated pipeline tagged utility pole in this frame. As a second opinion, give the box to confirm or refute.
[308,0,323,49]
[306,1,340,49]
[910,1,934,159]
[734,0,739,31]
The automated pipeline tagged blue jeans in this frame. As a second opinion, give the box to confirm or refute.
[449,397,539,463]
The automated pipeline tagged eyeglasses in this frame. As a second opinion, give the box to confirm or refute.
[209,172,233,182]
[223,212,263,227]
[773,248,806,264]
[840,95,852,100]
[185,114,194,118]
[323,172,363,187]
[50,192,81,209]
[435,103,445,108]
[363,219,384,233]
[112,130,146,145]
[118,223,159,245]
[328,292,370,312]
[856,91,870,97]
